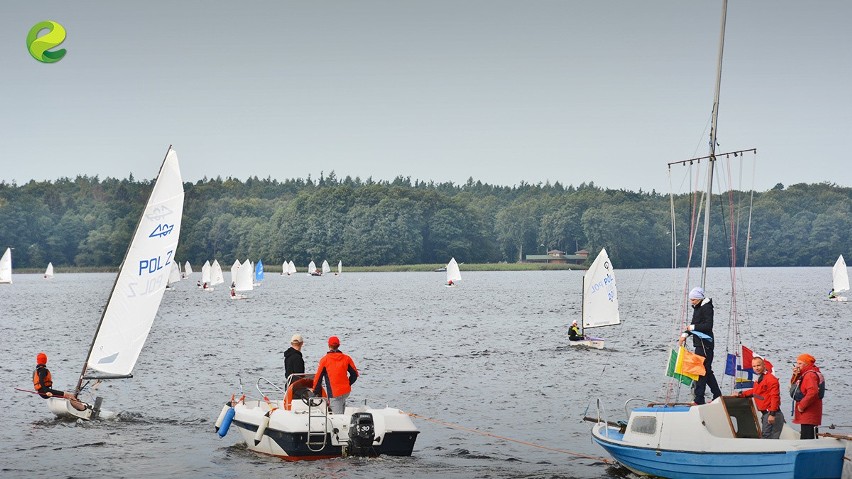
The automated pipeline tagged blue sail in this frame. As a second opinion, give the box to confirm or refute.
[255,260,264,282]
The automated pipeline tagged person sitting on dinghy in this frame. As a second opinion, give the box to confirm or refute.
[312,336,359,414]
[569,320,584,341]
[33,352,87,411]
[678,287,722,405]
[447,280,454,287]
[736,356,785,439]
[828,289,837,299]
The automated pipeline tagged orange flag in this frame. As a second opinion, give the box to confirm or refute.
[676,346,706,380]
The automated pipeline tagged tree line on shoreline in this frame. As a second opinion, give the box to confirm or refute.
[1,173,849,270]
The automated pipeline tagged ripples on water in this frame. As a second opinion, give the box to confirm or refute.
[1,268,849,478]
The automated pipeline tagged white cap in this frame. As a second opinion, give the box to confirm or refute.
[290,334,303,344]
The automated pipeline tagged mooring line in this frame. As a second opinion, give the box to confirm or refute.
[406,412,612,464]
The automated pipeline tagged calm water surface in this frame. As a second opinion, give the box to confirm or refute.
[1,268,850,478]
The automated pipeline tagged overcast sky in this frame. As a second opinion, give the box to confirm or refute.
[2,1,850,193]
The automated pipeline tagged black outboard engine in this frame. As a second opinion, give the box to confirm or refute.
[347,412,376,457]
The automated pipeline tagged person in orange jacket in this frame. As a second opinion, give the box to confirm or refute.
[790,353,824,439]
[737,356,785,438]
[33,352,87,411]
[312,336,358,414]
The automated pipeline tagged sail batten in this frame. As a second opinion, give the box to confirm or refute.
[84,149,184,377]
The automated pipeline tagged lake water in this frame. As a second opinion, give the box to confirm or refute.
[2,268,850,478]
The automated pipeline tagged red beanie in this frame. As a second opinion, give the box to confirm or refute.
[37,352,48,365]
[328,336,340,347]
[797,353,816,365]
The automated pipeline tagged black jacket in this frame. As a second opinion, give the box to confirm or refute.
[284,347,305,380]
[689,298,714,349]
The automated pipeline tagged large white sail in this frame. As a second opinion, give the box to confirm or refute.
[45,262,54,278]
[85,148,184,377]
[0,247,11,284]
[446,258,461,283]
[211,260,224,286]
[201,260,211,285]
[322,260,331,274]
[582,248,620,329]
[833,254,849,293]
[235,259,254,291]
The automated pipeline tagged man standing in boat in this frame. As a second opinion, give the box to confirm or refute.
[312,336,359,414]
[284,334,305,386]
[678,287,722,405]
[737,356,785,438]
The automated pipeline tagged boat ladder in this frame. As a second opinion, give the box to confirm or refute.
[305,399,329,451]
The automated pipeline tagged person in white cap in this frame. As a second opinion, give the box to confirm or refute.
[284,334,305,386]
[569,319,584,341]
[678,286,722,404]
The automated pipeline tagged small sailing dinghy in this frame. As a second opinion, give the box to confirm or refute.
[336,260,342,276]
[308,260,320,276]
[253,259,264,286]
[215,374,419,461]
[182,260,193,279]
[829,254,848,302]
[200,260,213,291]
[210,259,224,289]
[44,262,54,279]
[47,147,184,420]
[570,248,619,349]
[445,258,461,287]
[0,247,12,284]
[166,260,181,289]
[321,260,331,275]
[230,259,252,300]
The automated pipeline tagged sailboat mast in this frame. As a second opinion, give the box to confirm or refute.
[700,0,728,288]
[74,146,174,393]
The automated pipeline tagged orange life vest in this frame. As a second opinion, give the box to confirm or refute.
[33,366,53,391]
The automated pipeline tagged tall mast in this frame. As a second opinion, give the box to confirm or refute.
[700,0,728,288]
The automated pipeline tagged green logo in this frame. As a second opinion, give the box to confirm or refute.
[27,20,67,63]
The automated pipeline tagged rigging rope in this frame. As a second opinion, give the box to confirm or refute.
[406,412,613,464]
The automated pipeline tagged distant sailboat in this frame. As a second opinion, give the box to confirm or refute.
[46,147,184,420]
[308,260,319,276]
[0,247,11,284]
[232,258,253,299]
[829,254,849,302]
[337,260,342,275]
[166,260,181,289]
[183,261,193,279]
[570,248,620,349]
[230,260,240,285]
[211,260,224,287]
[288,261,297,275]
[254,260,264,286]
[321,260,331,275]
[44,262,54,279]
[446,258,461,287]
[200,260,212,290]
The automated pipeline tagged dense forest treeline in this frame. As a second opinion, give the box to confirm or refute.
[1,173,849,270]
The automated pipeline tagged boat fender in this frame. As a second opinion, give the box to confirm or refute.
[214,404,232,432]
[217,407,235,437]
[253,412,271,446]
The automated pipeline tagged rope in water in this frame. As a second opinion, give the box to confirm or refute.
[406,412,613,464]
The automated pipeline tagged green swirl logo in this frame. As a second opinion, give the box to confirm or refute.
[27,20,67,63]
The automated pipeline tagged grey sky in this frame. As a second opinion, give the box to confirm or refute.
[2,1,850,193]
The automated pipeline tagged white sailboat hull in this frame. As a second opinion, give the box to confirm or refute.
[568,338,605,349]
[46,397,92,420]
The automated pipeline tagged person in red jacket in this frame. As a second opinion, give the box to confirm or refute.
[312,336,359,414]
[737,357,785,438]
[790,353,823,439]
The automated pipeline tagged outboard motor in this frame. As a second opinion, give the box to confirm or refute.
[346,412,375,457]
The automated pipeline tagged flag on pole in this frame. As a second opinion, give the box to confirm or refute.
[666,349,694,386]
[676,346,705,379]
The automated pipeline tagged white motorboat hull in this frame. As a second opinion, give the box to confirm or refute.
[591,397,846,478]
[217,378,418,461]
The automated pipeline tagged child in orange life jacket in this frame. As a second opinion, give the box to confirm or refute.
[33,352,88,411]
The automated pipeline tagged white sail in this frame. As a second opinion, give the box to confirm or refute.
[167,261,181,285]
[289,261,296,274]
[337,260,342,275]
[235,259,254,291]
[184,261,193,276]
[582,248,620,329]
[833,254,849,292]
[231,260,240,284]
[211,260,224,286]
[446,258,461,283]
[45,262,54,278]
[0,247,11,284]
[322,260,331,274]
[308,260,316,273]
[201,260,211,285]
[85,148,184,377]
